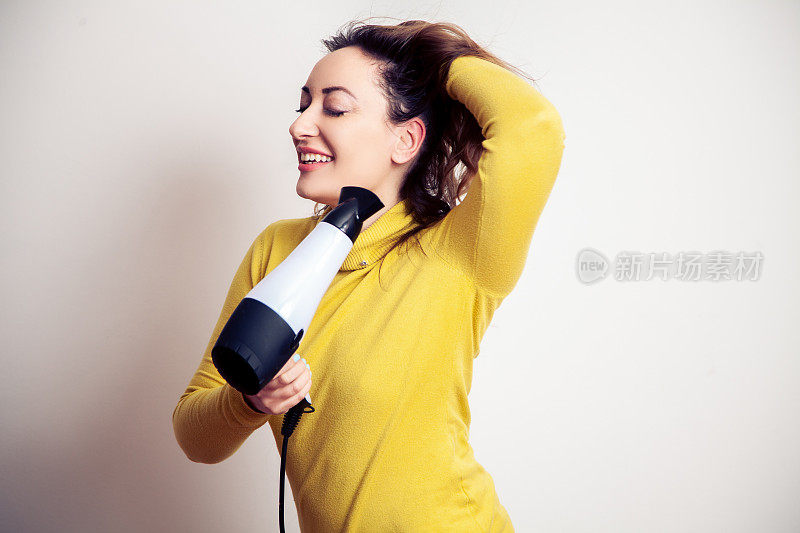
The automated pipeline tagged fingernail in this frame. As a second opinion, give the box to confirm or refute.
[293,354,300,362]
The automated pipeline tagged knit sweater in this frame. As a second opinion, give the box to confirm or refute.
[172,54,565,532]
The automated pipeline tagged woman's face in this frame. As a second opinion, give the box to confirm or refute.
[289,46,425,208]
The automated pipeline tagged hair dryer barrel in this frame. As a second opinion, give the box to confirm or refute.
[211,186,384,395]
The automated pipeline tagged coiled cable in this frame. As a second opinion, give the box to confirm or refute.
[278,400,315,533]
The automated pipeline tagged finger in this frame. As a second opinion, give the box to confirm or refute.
[271,357,310,389]
[276,366,311,398]
[272,354,304,381]
[279,377,312,413]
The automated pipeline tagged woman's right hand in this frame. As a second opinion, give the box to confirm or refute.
[242,354,312,415]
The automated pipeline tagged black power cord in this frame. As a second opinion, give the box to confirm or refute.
[279,399,315,533]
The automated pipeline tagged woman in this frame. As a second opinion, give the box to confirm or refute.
[173,18,565,532]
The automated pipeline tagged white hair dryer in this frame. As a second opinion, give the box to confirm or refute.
[211,185,384,408]
[211,185,384,533]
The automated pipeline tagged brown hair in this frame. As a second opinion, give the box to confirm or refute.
[308,18,541,285]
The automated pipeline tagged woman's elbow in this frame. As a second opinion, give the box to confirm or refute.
[172,405,227,464]
[181,446,226,465]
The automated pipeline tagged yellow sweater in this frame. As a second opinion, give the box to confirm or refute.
[172,55,565,532]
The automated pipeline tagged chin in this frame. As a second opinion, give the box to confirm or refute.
[296,181,338,206]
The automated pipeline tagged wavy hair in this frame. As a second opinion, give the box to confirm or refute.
[307,18,541,284]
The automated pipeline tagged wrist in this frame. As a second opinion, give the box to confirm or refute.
[241,392,265,414]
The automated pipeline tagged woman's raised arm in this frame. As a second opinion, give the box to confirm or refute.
[430,55,566,298]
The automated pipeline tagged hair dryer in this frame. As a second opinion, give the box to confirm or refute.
[211,185,384,405]
[211,185,384,533]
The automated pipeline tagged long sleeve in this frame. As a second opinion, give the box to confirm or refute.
[430,55,566,298]
[172,225,274,464]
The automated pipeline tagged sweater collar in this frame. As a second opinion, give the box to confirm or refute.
[318,198,417,271]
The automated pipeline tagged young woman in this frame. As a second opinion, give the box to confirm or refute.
[173,19,565,532]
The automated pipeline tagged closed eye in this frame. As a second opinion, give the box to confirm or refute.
[295,107,345,117]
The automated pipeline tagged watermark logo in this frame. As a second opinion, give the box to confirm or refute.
[576,248,610,284]
[575,248,763,284]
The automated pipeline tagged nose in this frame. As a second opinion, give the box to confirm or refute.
[288,109,319,141]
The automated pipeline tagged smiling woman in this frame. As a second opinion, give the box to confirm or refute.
[288,44,418,227]
[173,17,565,533]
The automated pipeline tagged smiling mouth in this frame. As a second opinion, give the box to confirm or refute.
[298,158,333,170]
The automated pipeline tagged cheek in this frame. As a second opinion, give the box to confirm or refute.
[349,127,395,165]
[337,150,390,183]
[324,120,395,179]
[336,131,389,167]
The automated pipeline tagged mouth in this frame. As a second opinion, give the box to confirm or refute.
[298,158,334,171]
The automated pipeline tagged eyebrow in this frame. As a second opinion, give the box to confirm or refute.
[301,85,357,99]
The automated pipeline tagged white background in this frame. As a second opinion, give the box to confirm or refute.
[1,1,798,532]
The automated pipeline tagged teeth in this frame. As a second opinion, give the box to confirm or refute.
[300,153,333,163]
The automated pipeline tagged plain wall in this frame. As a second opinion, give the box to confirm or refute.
[1,1,798,531]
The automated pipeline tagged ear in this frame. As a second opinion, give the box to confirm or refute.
[391,116,426,165]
